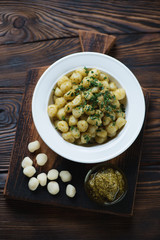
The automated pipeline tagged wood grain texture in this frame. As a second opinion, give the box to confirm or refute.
[0,33,160,88]
[109,33,160,69]
[0,34,160,88]
[0,0,160,45]
[1,167,160,240]
[0,38,81,87]
[0,88,23,170]
[0,0,159,238]
[79,30,116,53]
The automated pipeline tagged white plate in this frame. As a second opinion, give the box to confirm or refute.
[32,52,145,164]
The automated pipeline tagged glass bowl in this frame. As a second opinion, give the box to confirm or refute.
[84,163,128,206]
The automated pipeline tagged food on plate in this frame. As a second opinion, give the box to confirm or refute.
[28,177,39,191]
[47,181,59,195]
[36,153,48,166]
[23,166,36,177]
[66,184,76,198]
[59,170,72,182]
[47,169,59,180]
[28,140,40,152]
[85,166,127,205]
[37,173,47,186]
[48,67,126,145]
[21,157,33,168]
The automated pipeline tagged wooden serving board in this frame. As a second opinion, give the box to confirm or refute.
[4,31,149,216]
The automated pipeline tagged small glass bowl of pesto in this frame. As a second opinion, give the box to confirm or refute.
[84,164,128,206]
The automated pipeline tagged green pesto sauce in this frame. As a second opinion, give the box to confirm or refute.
[86,167,126,204]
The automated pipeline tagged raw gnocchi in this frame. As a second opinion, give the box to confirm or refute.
[21,157,33,168]
[66,184,76,198]
[37,173,47,186]
[28,140,40,153]
[48,67,127,145]
[28,177,39,191]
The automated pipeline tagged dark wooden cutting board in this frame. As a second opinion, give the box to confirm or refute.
[4,31,149,216]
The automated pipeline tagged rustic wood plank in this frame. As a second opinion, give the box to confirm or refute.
[79,30,116,53]
[0,0,160,45]
[142,88,160,164]
[0,173,7,189]
[0,34,160,88]
[130,66,160,88]
[109,33,160,68]
[0,38,81,87]
[0,88,23,168]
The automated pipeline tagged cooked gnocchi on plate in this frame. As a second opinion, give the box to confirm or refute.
[48,67,126,145]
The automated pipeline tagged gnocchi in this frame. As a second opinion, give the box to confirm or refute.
[28,140,40,153]
[59,170,72,182]
[37,173,47,186]
[21,157,33,168]
[28,177,39,191]
[57,120,69,133]
[23,166,36,177]
[47,169,59,180]
[66,184,76,198]
[36,153,48,166]
[55,97,66,108]
[47,181,59,195]
[48,68,126,145]
[47,104,58,118]
[77,120,88,132]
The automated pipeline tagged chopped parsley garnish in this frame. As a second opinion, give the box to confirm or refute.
[90,114,100,120]
[105,112,114,120]
[67,91,71,95]
[112,95,116,100]
[90,115,97,120]
[84,134,90,143]
[84,66,89,74]
[110,104,117,109]
[75,85,85,95]
[112,121,116,126]
[120,103,125,113]
[101,102,104,109]
[110,115,114,121]
[96,129,101,132]
[90,79,100,87]
[85,105,92,111]
[70,126,75,131]
[100,86,104,90]
[62,116,66,121]
[94,113,100,118]
[98,82,103,87]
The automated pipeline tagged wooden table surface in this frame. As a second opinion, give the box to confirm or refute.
[0,1,160,239]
